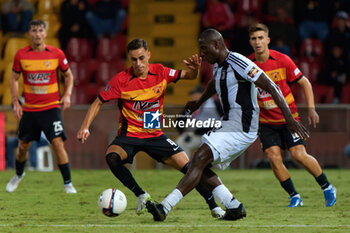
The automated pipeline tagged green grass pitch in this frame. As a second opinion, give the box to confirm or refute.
[0,169,349,233]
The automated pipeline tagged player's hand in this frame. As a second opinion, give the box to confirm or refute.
[184,100,201,115]
[184,54,202,71]
[308,108,319,128]
[13,101,23,120]
[77,128,90,144]
[60,94,71,111]
[286,119,310,140]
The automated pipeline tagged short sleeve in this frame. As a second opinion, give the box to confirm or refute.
[12,51,21,73]
[229,52,263,82]
[284,55,303,84]
[57,49,69,72]
[161,65,181,83]
[98,75,121,102]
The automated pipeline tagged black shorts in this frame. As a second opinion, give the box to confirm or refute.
[259,123,305,151]
[18,108,66,143]
[109,134,184,164]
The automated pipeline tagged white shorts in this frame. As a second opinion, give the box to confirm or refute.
[202,123,258,170]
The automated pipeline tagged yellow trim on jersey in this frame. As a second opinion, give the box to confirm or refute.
[264,68,287,82]
[20,59,59,71]
[258,92,295,110]
[23,100,60,108]
[24,83,59,94]
[259,112,299,123]
[120,80,167,101]
[122,108,140,121]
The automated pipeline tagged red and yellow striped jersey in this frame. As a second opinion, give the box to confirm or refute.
[13,45,69,112]
[248,50,302,124]
[99,63,181,138]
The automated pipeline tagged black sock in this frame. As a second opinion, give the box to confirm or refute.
[106,152,145,197]
[280,178,298,197]
[58,163,72,184]
[181,163,218,210]
[15,160,26,176]
[315,172,330,190]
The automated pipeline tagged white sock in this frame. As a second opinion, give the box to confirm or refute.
[212,184,240,209]
[291,193,301,198]
[161,189,183,214]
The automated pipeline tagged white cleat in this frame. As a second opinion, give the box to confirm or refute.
[6,173,25,193]
[64,183,77,194]
[136,192,151,215]
[211,206,226,218]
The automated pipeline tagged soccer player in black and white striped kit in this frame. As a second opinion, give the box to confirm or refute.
[146,28,309,221]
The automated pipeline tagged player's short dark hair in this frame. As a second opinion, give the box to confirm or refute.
[127,38,148,52]
[29,19,46,29]
[248,23,269,36]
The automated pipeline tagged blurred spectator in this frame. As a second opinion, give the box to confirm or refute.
[194,0,206,13]
[6,132,49,170]
[318,44,348,104]
[59,0,91,51]
[296,0,332,42]
[176,86,222,156]
[267,7,297,56]
[85,0,126,39]
[1,0,34,34]
[201,0,234,34]
[326,11,350,58]
[231,13,257,56]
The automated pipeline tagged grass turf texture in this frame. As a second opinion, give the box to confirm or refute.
[0,169,349,233]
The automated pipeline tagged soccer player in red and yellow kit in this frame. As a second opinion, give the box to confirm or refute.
[77,38,225,217]
[6,19,77,194]
[248,23,336,207]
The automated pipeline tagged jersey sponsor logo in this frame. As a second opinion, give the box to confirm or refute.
[130,96,138,100]
[133,100,160,111]
[257,87,271,98]
[143,110,161,129]
[44,61,51,68]
[27,73,50,84]
[294,68,300,76]
[169,69,176,77]
[248,67,258,78]
[153,86,161,94]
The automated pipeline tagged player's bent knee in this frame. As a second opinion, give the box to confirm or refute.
[105,152,123,167]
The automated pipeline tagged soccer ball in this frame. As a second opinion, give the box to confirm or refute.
[98,188,127,217]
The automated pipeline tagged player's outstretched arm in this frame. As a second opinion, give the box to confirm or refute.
[255,73,309,140]
[185,79,216,114]
[10,71,23,120]
[180,54,202,80]
[297,76,319,128]
[77,98,104,144]
[60,68,74,111]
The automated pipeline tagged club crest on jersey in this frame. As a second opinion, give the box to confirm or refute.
[133,100,160,110]
[143,111,161,129]
[248,67,258,78]
[27,73,50,84]
[153,86,161,94]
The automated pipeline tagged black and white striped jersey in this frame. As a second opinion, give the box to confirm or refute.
[213,51,263,134]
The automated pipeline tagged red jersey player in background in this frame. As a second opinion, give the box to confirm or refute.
[6,19,77,194]
[248,23,336,207]
[77,38,225,218]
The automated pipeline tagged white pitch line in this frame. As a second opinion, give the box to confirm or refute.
[0,224,349,228]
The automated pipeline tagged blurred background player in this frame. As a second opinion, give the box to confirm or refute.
[248,23,336,207]
[6,19,77,194]
[146,28,309,222]
[77,38,225,218]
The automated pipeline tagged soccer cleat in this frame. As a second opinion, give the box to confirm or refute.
[6,173,25,193]
[288,195,303,207]
[324,185,336,207]
[146,200,167,221]
[64,183,77,194]
[220,203,246,221]
[211,206,226,218]
[136,192,151,215]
